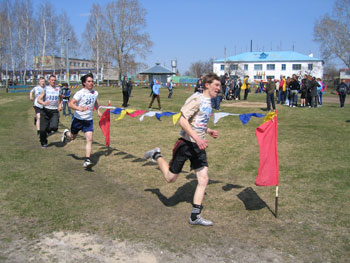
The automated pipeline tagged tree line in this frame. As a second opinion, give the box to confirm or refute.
[0,0,152,82]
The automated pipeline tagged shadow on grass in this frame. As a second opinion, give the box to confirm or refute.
[145,177,221,207]
[237,187,276,217]
[222,184,244,192]
[47,141,65,148]
[67,147,117,171]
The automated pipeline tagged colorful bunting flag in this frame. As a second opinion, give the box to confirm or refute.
[155,112,177,121]
[172,112,182,125]
[255,111,279,186]
[127,110,147,118]
[99,105,111,147]
[239,113,265,125]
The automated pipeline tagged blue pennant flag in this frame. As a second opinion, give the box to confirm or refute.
[111,108,123,115]
[239,113,265,125]
[155,112,176,121]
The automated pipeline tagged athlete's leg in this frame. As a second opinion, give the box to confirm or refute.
[36,112,41,132]
[189,166,212,226]
[85,131,93,158]
[156,156,179,183]
[193,166,209,206]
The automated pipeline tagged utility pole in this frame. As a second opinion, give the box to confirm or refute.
[6,64,8,93]
[66,39,70,86]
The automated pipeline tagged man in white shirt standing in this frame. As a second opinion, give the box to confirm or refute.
[61,73,102,168]
[37,75,62,148]
[29,77,45,136]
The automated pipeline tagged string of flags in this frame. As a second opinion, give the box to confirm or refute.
[98,106,266,126]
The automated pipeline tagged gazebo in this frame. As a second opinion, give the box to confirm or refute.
[139,63,175,86]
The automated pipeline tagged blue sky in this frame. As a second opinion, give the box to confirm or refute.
[37,0,336,73]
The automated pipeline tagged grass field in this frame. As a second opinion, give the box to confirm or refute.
[0,85,349,262]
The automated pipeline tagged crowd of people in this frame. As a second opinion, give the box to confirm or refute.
[195,73,349,110]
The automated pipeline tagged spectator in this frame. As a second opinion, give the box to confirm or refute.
[234,77,241,100]
[122,76,129,107]
[242,75,249,100]
[336,79,348,108]
[309,76,320,108]
[317,78,324,106]
[266,77,276,111]
[300,74,308,107]
[168,79,173,98]
[148,79,162,110]
[289,74,300,107]
[61,83,72,116]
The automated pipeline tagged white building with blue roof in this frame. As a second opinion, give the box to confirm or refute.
[213,51,323,81]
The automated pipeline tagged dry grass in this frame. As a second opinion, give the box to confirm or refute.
[0,87,349,262]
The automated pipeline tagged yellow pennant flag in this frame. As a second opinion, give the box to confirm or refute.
[262,111,277,124]
[115,109,135,121]
[172,112,182,125]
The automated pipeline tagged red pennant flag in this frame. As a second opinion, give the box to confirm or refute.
[99,105,110,147]
[127,110,147,117]
[255,112,279,186]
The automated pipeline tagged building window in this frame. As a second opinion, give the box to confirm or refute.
[308,64,313,70]
[266,75,275,80]
[292,64,301,70]
[254,75,262,80]
[345,70,350,76]
[267,64,275,70]
[70,62,72,66]
[230,64,238,70]
[254,64,262,70]
[220,65,225,71]
[86,63,89,67]
[244,64,248,71]
[74,62,76,67]
[281,64,286,71]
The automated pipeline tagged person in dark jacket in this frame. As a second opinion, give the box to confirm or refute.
[289,74,300,107]
[337,79,348,108]
[308,76,320,108]
[122,76,129,107]
[194,75,203,93]
[300,74,308,107]
[266,77,276,111]
[127,78,133,98]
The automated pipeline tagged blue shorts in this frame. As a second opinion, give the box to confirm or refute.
[70,117,94,134]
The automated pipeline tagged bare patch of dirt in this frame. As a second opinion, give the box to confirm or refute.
[1,231,289,263]
[0,97,16,105]
[222,101,266,108]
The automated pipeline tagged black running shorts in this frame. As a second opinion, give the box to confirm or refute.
[34,106,42,114]
[169,138,208,174]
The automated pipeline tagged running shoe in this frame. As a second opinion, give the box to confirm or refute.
[83,159,93,168]
[143,147,161,162]
[41,144,47,149]
[189,215,213,226]
[61,129,69,143]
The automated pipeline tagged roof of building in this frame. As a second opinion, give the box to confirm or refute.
[139,63,175,75]
[214,51,323,63]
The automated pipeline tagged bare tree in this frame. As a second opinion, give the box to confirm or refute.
[314,0,350,68]
[3,0,16,80]
[83,3,107,84]
[104,0,152,80]
[14,0,35,83]
[37,1,58,75]
[0,6,8,74]
[187,59,214,77]
[58,11,79,76]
